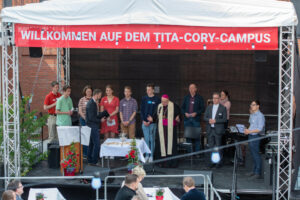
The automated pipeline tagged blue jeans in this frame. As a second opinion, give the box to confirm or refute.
[88,127,100,164]
[80,117,88,157]
[248,134,262,175]
[142,123,157,158]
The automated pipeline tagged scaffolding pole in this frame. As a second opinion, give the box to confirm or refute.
[276,26,295,200]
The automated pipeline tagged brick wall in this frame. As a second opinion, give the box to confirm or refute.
[19,47,58,113]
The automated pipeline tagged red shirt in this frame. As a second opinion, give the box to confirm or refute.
[44,92,61,114]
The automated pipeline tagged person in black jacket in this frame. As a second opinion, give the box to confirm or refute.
[204,92,227,168]
[115,174,138,200]
[181,83,205,152]
[86,89,109,165]
[181,177,206,200]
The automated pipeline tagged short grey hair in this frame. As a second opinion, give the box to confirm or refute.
[183,177,195,187]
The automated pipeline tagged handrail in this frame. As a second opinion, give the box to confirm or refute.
[0,176,94,180]
[230,113,277,117]
[104,174,215,200]
[207,175,222,200]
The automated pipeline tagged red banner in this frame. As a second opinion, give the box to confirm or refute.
[15,24,278,50]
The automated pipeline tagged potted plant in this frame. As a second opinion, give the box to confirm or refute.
[60,142,78,176]
[156,188,165,200]
[125,138,140,173]
[35,192,46,200]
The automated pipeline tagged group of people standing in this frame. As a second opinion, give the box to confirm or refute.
[43,81,265,177]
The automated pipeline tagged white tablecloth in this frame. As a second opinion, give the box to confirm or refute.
[57,126,91,146]
[144,187,180,200]
[100,138,151,163]
[28,188,65,200]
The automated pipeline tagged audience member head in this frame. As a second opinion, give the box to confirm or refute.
[93,89,102,100]
[7,180,23,196]
[146,83,155,97]
[62,85,71,97]
[212,92,220,105]
[1,190,16,200]
[132,165,146,182]
[105,85,114,97]
[220,90,230,101]
[82,85,93,98]
[250,100,260,113]
[183,177,195,192]
[51,81,59,94]
[161,94,169,106]
[124,86,132,98]
[189,83,197,96]
[124,174,139,191]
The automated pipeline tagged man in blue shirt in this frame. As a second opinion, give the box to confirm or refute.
[244,100,265,179]
[181,177,206,200]
[140,83,161,162]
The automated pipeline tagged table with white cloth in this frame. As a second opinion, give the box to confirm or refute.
[144,187,180,200]
[100,138,151,167]
[28,188,66,200]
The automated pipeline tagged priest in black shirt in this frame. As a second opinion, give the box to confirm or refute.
[115,174,138,200]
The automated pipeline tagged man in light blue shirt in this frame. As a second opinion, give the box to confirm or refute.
[244,100,265,179]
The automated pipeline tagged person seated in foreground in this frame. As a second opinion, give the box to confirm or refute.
[181,177,206,200]
[7,180,24,200]
[122,166,148,200]
[2,190,16,200]
[115,174,139,200]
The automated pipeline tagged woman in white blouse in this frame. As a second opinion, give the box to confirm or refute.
[122,166,148,200]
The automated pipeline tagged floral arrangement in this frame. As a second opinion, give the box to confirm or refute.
[156,188,165,197]
[35,192,46,200]
[125,138,140,172]
[60,142,79,172]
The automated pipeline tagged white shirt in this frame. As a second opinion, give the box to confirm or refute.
[211,104,219,127]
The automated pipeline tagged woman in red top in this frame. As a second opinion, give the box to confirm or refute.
[100,85,120,140]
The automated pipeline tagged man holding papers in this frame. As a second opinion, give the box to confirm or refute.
[86,89,109,165]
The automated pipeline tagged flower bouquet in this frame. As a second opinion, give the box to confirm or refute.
[125,138,140,173]
[60,142,79,176]
[156,188,165,200]
[35,192,46,200]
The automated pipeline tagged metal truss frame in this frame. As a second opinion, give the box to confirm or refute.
[56,48,70,90]
[1,22,20,187]
[276,26,295,200]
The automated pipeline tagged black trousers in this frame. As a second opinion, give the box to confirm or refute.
[207,128,223,164]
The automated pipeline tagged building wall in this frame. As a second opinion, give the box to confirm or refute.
[70,49,280,137]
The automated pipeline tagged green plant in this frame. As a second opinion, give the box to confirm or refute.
[35,192,46,200]
[0,96,48,175]
[156,188,165,196]
[125,138,140,172]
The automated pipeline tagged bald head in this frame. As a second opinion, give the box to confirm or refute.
[189,84,197,96]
